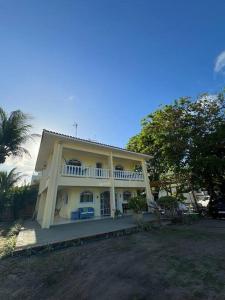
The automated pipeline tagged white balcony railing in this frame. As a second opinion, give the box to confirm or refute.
[62,165,110,178]
[62,165,144,181]
[114,170,144,181]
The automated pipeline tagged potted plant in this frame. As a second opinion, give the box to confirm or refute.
[128,196,147,224]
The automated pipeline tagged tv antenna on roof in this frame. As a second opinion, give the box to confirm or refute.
[73,122,78,137]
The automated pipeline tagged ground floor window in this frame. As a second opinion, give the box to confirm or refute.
[80,191,93,203]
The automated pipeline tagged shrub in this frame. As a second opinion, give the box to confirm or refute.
[12,185,38,219]
[158,195,178,217]
[128,196,147,214]
[0,219,22,258]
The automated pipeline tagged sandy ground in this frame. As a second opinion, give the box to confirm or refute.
[1,219,225,300]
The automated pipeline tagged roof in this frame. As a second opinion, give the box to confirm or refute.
[35,129,152,171]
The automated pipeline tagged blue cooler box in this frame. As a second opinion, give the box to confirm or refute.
[79,207,94,219]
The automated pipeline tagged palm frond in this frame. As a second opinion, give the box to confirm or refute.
[0,107,34,163]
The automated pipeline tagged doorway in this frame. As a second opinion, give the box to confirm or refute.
[100,191,111,216]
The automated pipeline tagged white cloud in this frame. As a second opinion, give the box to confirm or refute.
[63,95,79,103]
[214,50,225,73]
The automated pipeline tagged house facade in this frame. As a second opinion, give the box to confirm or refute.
[34,130,153,228]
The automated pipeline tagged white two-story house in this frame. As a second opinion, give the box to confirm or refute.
[34,130,153,228]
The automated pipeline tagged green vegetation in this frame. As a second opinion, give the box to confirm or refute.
[157,195,178,210]
[0,107,34,164]
[0,107,37,220]
[127,91,225,205]
[128,196,147,213]
[0,168,38,220]
[0,168,23,209]
[0,220,22,258]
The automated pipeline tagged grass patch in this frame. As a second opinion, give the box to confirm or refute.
[0,220,22,258]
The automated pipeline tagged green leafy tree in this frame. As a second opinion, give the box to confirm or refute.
[0,108,33,164]
[127,91,225,203]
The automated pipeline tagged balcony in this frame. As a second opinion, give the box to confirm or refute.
[61,165,144,181]
[113,170,144,181]
[62,165,110,178]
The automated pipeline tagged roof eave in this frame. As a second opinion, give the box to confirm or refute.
[43,129,152,159]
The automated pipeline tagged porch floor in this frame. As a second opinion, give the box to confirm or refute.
[16,214,155,251]
[53,215,111,225]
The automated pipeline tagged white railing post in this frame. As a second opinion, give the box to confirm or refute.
[61,165,143,181]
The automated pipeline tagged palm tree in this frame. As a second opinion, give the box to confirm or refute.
[0,168,23,193]
[0,168,23,208]
[0,107,33,163]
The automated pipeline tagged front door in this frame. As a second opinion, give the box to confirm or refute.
[100,191,111,216]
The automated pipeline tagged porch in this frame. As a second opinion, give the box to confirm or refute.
[16,214,155,251]
[52,187,141,225]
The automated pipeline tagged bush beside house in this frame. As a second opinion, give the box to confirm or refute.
[0,169,38,221]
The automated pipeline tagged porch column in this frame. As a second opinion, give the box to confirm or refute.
[109,152,116,217]
[141,160,154,209]
[41,142,62,228]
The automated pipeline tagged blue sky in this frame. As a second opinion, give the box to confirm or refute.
[1,0,225,179]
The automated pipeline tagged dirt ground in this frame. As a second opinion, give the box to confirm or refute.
[1,219,225,300]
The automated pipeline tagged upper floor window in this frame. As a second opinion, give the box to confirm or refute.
[67,159,81,166]
[115,165,124,171]
[123,191,132,201]
[80,191,93,203]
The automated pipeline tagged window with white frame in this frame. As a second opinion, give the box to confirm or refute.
[80,191,93,203]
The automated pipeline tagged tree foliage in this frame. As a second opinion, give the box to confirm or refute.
[157,196,178,215]
[0,168,23,193]
[127,92,225,202]
[0,107,33,163]
[128,196,147,213]
[0,168,38,219]
[0,168,23,208]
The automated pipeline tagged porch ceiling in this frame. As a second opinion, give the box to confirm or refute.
[35,130,152,171]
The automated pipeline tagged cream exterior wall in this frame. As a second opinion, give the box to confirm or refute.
[62,149,109,169]
[61,149,140,171]
[37,190,47,223]
[56,186,138,219]
[113,158,139,170]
